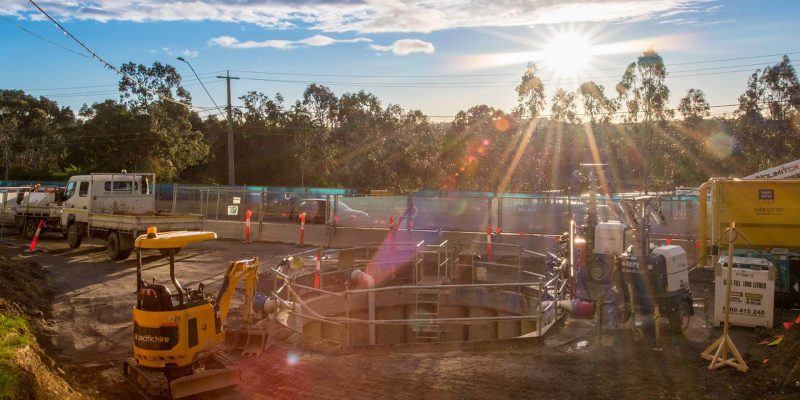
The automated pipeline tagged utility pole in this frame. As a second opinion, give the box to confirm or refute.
[216,70,239,185]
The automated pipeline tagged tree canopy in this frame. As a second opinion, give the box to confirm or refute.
[2,53,799,193]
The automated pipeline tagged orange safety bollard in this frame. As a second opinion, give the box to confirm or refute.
[313,250,321,289]
[244,209,253,242]
[299,212,306,246]
[388,216,396,247]
[666,237,672,245]
[28,219,45,252]
[486,226,493,262]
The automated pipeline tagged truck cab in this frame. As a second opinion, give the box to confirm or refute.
[63,173,153,217]
[60,172,203,260]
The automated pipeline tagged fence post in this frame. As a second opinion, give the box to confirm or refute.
[215,190,220,220]
[487,196,493,230]
[172,185,178,213]
[497,195,503,233]
[333,194,339,226]
[258,189,265,242]
[326,194,330,224]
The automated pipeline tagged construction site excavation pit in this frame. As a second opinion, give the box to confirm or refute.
[266,240,570,351]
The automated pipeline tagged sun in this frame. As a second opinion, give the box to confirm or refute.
[541,31,594,76]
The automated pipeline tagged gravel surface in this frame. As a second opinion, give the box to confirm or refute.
[2,231,799,399]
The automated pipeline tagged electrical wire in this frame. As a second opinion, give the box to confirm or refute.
[26,0,194,110]
[19,77,223,92]
[0,14,89,58]
[233,64,791,89]
[228,51,800,78]
[177,59,227,120]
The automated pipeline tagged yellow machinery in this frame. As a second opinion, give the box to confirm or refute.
[123,228,265,399]
[699,178,800,252]
[699,178,800,301]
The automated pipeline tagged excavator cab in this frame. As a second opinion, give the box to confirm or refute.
[123,228,262,399]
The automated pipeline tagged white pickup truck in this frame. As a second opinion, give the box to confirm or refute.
[61,172,203,260]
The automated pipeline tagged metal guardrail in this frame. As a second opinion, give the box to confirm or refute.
[269,240,568,346]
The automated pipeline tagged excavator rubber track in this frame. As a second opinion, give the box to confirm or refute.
[123,353,241,399]
[169,352,241,399]
[123,358,170,400]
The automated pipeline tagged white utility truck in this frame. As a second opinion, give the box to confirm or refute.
[12,186,67,239]
[60,172,203,260]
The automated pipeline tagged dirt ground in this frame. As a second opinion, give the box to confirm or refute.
[1,229,799,400]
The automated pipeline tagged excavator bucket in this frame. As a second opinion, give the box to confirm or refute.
[226,327,271,357]
[169,353,241,399]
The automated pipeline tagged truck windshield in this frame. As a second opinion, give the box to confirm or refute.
[65,181,76,199]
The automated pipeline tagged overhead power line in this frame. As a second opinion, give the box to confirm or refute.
[26,0,194,110]
[234,64,782,88]
[18,78,224,93]
[0,14,89,58]
[228,51,800,78]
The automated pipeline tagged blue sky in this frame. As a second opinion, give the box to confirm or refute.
[1,0,798,120]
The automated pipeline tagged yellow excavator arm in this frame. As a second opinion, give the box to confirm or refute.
[215,257,259,326]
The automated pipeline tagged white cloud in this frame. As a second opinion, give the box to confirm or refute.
[371,39,434,56]
[162,47,200,58]
[208,34,371,49]
[1,0,715,34]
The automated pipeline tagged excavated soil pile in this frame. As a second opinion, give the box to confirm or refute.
[0,256,85,400]
[762,311,800,388]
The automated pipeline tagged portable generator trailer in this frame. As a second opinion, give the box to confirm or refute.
[572,195,694,335]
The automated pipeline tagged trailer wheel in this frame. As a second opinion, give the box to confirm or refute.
[23,219,38,240]
[107,232,131,260]
[669,300,692,334]
[67,224,82,249]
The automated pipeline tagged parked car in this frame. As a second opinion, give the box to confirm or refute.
[289,199,368,224]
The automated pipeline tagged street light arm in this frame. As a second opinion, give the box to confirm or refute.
[176,57,226,121]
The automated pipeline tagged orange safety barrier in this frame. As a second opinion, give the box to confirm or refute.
[244,209,253,242]
[313,250,321,289]
[299,212,306,246]
[28,219,45,252]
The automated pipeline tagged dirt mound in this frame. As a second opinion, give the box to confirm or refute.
[0,256,86,399]
[0,256,53,315]
[766,313,800,387]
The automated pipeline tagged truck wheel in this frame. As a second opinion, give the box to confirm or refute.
[23,219,38,240]
[107,232,131,260]
[669,301,692,334]
[67,224,83,249]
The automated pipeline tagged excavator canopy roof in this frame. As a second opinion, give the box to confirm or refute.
[134,230,217,249]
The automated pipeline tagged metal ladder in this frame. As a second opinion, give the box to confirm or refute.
[414,288,441,342]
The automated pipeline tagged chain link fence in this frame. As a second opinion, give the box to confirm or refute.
[168,185,701,239]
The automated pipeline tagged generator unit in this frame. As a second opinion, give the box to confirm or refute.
[618,245,693,333]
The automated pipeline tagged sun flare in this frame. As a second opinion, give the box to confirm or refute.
[541,31,594,76]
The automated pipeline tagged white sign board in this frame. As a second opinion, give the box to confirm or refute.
[232,197,241,204]
[714,266,775,329]
[227,205,239,216]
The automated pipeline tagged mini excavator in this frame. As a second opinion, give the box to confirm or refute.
[123,228,268,398]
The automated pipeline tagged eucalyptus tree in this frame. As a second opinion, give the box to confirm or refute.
[615,48,671,192]
[515,62,546,119]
